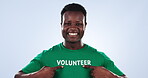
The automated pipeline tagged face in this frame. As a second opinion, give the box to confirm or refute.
[61,11,86,43]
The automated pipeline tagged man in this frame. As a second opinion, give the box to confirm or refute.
[15,3,127,78]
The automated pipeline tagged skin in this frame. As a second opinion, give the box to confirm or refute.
[14,11,127,78]
[61,11,87,50]
[61,11,127,78]
[83,65,127,78]
[14,66,63,78]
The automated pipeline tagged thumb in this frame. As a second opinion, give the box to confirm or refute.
[83,65,96,69]
[52,66,64,70]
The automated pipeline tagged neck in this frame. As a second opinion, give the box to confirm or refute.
[63,41,84,50]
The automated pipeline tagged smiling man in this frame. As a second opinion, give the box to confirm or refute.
[15,3,127,78]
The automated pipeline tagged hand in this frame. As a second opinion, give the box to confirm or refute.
[36,66,64,78]
[83,65,117,78]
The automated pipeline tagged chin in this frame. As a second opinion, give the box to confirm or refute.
[67,40,80,43]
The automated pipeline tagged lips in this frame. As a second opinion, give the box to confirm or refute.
[68,33,78,36]
[66,28,79,37]
[67,32,79,38]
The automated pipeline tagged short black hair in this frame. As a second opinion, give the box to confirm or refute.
[61,3,87,24]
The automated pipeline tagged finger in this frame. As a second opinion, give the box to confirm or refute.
[91,70,94,76]
[52,66,64,70]
[83,65,96,69]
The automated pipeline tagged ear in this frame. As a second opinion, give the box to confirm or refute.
[85,22,87,26]
[85,22,87,28]
[60,23,63,28]
[83,22,87,30]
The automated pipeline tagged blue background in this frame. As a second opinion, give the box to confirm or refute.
[0,0,147,78]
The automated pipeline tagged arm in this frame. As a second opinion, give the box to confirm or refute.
[14,66,63,78]
[14,71,34,78]
[120,75,128,78]
[109,71,127,78]
[83,65,127,78]
[99,52,126,78]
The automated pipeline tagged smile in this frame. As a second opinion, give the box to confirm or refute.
[68,33,78,36]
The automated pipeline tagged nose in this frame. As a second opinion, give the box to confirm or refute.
[68,27,79,33]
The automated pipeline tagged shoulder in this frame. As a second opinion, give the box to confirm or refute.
[41,43,62,54]
[85,44,109,58]
[85,44,97,51]
[85,44,103,53]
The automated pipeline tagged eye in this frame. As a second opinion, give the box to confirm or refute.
[64,23,71,26]
[76,23,83,26]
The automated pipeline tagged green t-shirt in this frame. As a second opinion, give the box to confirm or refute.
[22,43,124,78]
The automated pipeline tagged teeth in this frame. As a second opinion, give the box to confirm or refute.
[69,33,78,35]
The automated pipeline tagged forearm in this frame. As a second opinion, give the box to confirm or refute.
[118,75,128,78]
[114,75,127,78]
[109,71,127,78]
[111,74,127,78]
[14,71,39,78]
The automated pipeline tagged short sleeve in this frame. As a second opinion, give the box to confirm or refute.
[101,53,124,76]
[21,50,46,74]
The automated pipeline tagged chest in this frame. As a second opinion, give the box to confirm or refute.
[42,51,104,67]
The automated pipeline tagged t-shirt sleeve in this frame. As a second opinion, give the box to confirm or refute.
[101,52,124,76]
[21,50,46,74]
